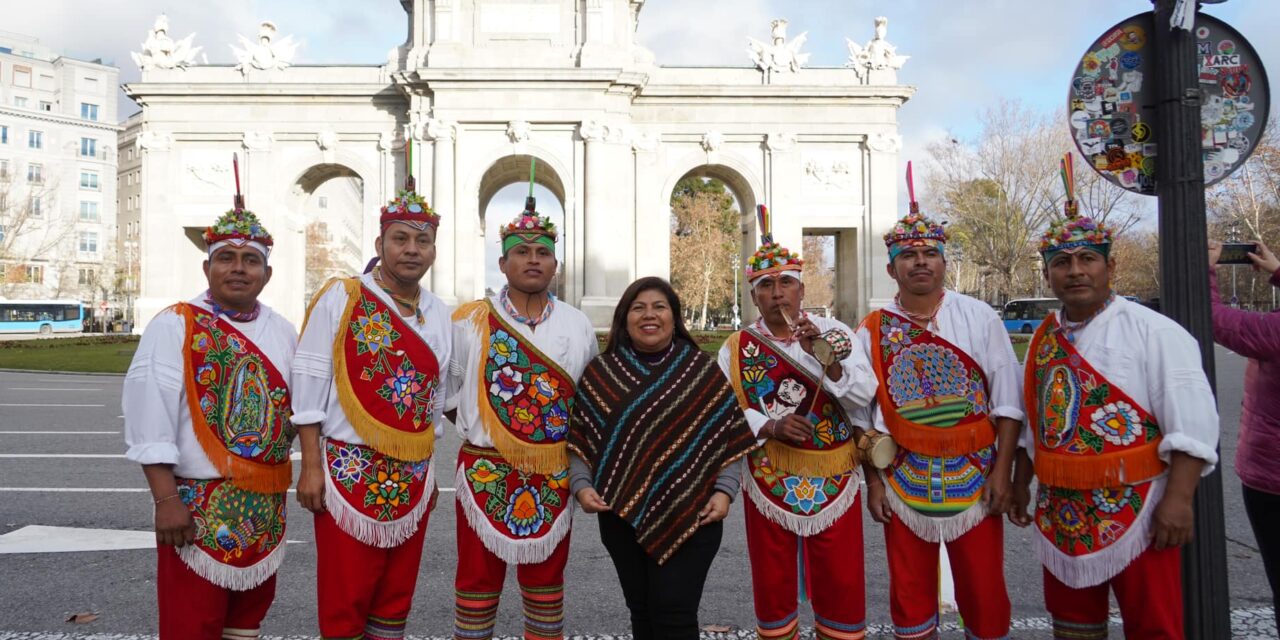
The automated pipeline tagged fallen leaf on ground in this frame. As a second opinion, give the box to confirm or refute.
[66,612,99,624]
[702,623,732,633]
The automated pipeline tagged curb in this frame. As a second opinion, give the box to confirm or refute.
[0,368,125,377]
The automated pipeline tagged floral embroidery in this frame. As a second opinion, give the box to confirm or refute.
[178,478,284,566]
[489,330,520,367]
[1088,402,1142,446]
[368,469,411,508]
[347,290,439,432]
[1037,483,1147,556]
[748,449,849,516]
[878,314,920,357]
[738,341,778,405]
[353,312,397,356]
[324,439,429,522]
[381,363,425,417]
[489,365,525,401]
[481,312,576,446]
[329,443,373,485]
[1091,486,1132,514]
[504,484,549,536]
[781,476,829,515]
[462,451,568,539]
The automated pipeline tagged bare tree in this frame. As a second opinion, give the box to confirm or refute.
[0,172,73,298]
[305,221,347,303]
[801,235,834,310]
[669,179,737,329]
[1110,228,1161,300]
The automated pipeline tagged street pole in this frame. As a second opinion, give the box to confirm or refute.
[1151,1,1231,637]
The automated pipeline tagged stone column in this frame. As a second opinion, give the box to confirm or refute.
[865,132,902,311]
[427,118,458,305]
[631,130,665,278]
[133,129,173,332]
[577,120,612,325]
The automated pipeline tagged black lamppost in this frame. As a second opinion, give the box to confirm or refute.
[1150,1,1232,637]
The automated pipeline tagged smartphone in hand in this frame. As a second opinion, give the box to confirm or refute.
[1219,242,1260,265]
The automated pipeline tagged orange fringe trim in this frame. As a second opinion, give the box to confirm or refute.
[454,300,568,474]
[866,311,996,457]
[177,303,291,493]
[332,278,435,461]
[1034,441,1167,490]
[763,439,858,477]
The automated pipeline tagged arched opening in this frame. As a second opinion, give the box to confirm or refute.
[292,164,365,304]
[667,165,757,330]
[477,155,568,300]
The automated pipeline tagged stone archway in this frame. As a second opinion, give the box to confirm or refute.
[475,154,569,300]
[288,163,367,306]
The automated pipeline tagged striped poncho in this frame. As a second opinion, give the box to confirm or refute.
[568,339,757,564]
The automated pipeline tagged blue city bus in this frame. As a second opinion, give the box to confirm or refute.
[1002,298,1059,334]
[0,299,85,334]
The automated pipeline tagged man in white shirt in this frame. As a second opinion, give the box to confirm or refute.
[446,198,597,640]
[857,202,1023,640]
[291,181,452,640]
[717,207,878,640]
[124,205,297,640]
[1013,208,1219,639]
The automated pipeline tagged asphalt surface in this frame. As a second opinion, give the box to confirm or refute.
[0,347,1274,639]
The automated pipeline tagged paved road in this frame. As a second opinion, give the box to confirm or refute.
[0,347,1274,639]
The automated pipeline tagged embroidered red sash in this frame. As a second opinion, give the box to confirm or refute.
[177,303,293,493]
[455,445,571,562]
[330,278,440,461]
[864,310,996,458]
[726,329,857,477]
[176,477,286,589]
[323,437,435,546]
[453,300,575,474]
[1025,314,1166,490]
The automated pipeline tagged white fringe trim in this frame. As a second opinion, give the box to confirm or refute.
[880,469,990,544]
[323,451,435,549]
[454,465,572,565]
[743,469,860,537]
[1037,476,1166,589]
[177,537,285,592]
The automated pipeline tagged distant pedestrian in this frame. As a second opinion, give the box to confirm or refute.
[1209,238,1280,632]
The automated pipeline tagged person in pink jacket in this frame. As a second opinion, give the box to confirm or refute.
[1209,239,1280,632]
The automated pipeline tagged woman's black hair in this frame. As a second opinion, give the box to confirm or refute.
[605,276,697,354]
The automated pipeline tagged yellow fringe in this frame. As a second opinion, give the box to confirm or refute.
[177,303,292,493]
[464,299,568,474]
[332,278,436,461]
[763,439,858,477]
[724,332,751,411]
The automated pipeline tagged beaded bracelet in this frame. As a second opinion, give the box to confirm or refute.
[153,493,180,505]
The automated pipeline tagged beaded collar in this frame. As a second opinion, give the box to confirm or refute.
[1057,293,1116,344]
[500,285,555,328]
[203,291,260,323]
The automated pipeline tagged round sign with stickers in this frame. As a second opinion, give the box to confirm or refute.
[1068,12,1269,195]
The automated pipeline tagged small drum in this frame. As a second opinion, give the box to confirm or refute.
[812,328,853,365]
[857,430,898,469]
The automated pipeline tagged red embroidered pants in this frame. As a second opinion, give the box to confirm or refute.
[1043,544,1183,640]
[743,492,867,640]
[884,514,1011,640]
[156,544,276,640]
[314,509,431,640]
[453,500,571,640]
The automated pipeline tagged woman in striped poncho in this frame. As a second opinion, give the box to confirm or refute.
[568,277,758,640]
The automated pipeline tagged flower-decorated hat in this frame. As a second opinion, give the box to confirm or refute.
[745,204,803,284]
[202,154,273,259]
[884,161,948,262]
[1040,153,1112,261]
[381,141,440,232]
[500,159,557,254]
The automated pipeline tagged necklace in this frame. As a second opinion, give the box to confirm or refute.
[500,285,555,327]
[895,290,945,330]
[1057,293,1115,344]
[203,291,260,323]
[373,267,423,324]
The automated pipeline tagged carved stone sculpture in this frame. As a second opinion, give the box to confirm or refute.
[232,21,298,73]
[131,15,202,71]
[747,19,809,82]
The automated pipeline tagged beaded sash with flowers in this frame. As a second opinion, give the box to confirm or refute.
[177,303,293,494]
[726,329,858,478]
[864,309,996,458]
[743,447,860,537]
[175,477,286,591]
[454,444,571,564]
[452,300,575,475]
[322,437,435,548]
[330,278,440,462]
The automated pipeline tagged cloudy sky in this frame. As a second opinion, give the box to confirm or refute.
[9,1,1279,286]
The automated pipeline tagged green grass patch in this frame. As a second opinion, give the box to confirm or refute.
[0,335,139,373]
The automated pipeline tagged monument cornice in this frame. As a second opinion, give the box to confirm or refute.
[0,106,124,133]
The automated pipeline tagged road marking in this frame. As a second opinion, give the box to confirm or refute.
[7,387,102,391]
[0,431,119,435]
[0,403,105,407]
[0,486,457,493]
[0,525,305,554]
[0,454,125,458]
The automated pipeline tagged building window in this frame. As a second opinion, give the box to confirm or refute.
[80,103,99,121]
[14,96,27,108]
[318,196,329,209]
[127,148,134,161]
[0,125,7,144]
[0,159,8,178]
[25,265,42,283]
[28,130,42,149]
[79,201,99,222]
[27,163,42,184]
[29,195,41,217]
[12,65,30,88]
[0,224,6,242]
[79,231,98,254]
[80,171,99,190]
[80,138,96,158]
[78,267,96,285]
[38,101,52,112]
